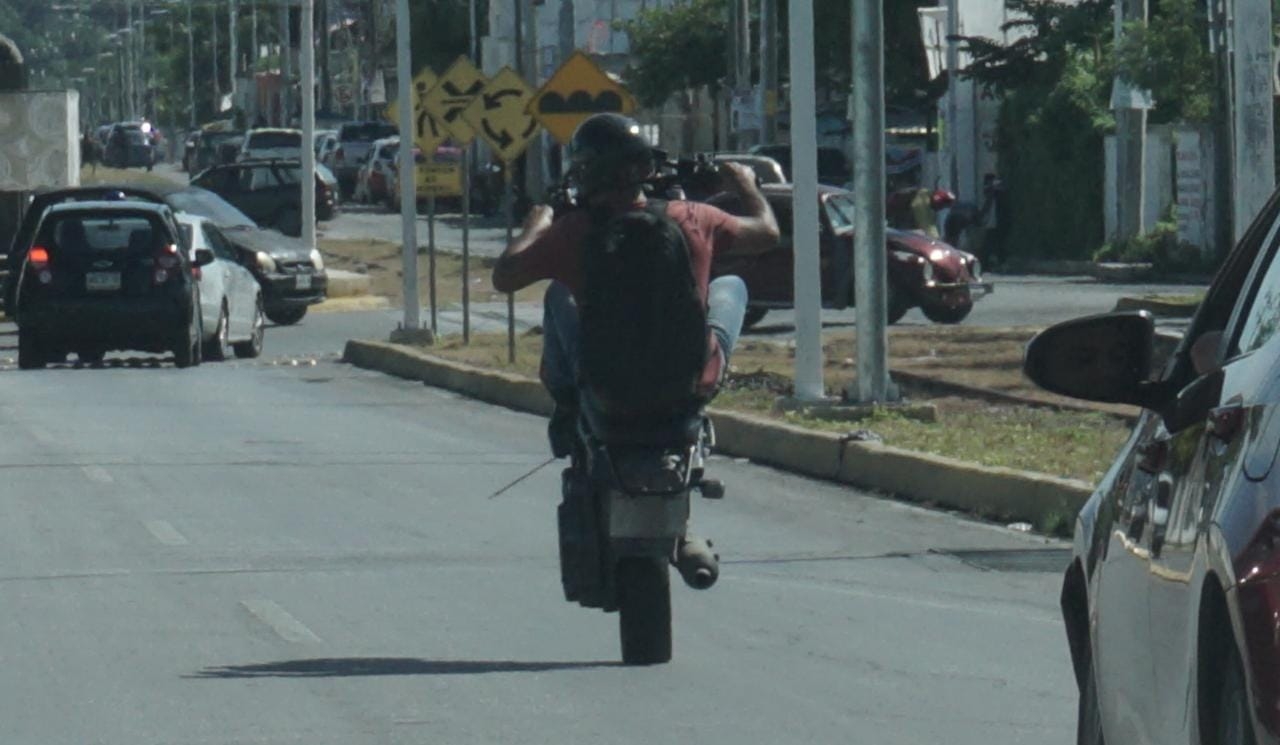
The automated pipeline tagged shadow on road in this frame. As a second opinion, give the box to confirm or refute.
[190,657,620,679]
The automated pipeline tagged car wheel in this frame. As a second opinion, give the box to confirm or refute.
[1076,659,1104,745]
[203,303,232,361]
[742,307,768,330]
[173,314,202,369]
[233,296,266,359]
[265,305,307,326]
[77,349,105,365]
[922,302,972,325]
[888,282,913,325]
[1215,648,1255,745]
[17,329,45,370]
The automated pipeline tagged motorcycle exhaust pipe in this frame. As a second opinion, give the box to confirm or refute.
[674,537,719,590]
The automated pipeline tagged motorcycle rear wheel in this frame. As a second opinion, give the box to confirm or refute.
[616,557,672,665]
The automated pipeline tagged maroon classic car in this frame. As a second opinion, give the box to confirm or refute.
[710,184,992,328]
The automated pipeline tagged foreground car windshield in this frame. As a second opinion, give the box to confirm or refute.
[167,189,256,230]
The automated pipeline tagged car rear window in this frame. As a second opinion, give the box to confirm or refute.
[38,213,168,255]
[340,123,397,142]
[248,132,301,149]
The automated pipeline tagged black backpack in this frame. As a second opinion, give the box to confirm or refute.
[579,200,708,414]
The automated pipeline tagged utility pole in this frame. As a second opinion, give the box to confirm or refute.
[126,0,136,120]
[139,1,147,120]
[1230,0,1275,242]
[851,0,892,403]
[525,0,544,200]
[735,0,750,145]
[319,0,331,113]
[229,0,238,104]
[302,0,317,259]
[1207,0,1234,253]
[789,0,823,401]
[281,3,291,125]
[395,0,419,332]
[213,2,222,115]
[760,0,778,142]
[1112,0,1149,241]
[945,0,959,193]
[188,0,195,128]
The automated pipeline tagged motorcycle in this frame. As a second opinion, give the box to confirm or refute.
[558,392,724,665]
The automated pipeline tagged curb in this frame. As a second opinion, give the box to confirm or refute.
[326,269,372,299]
[344,340,1095,530]
[312,295,391,313]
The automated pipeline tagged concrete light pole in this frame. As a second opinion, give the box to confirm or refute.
[187,0,195,128]
[301,0,316,256]
[1112,0,1149,241]
[395,0,419,331]
[789,0,824,401]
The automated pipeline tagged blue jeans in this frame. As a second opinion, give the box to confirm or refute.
[540,276,749,403]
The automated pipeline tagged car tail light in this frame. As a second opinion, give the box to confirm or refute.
[154,243,180,285]
[28,245,52,284]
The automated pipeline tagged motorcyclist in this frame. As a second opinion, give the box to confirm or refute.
[491,113,780,455]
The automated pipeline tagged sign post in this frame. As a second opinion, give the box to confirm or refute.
[463,66,540,364]
[423,56,487,343]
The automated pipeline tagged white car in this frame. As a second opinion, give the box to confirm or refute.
[176,214,266,361]
[238,128,303,162]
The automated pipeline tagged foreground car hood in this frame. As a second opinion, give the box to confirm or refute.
[221,226,312,263]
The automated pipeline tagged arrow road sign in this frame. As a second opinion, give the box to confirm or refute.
[422,56,488,145]
[529,51,637,144]
[461,67,539,163]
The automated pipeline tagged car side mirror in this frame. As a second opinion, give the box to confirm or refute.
[1024,311,1163,408]
[193,248,216,267]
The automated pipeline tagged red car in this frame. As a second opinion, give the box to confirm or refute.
[1025,184,1280,744]
[709,184,992,328]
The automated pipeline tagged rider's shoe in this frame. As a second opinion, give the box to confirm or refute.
[673,535,719,590]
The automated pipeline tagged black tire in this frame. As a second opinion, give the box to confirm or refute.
[1215,648,1255,745]
[742,307,768,330]
[1076,659,1104,745]
[173,314,202,369]
[922,302,972,325]
[204,304,232,361]
[265,305,307,326]
[616,557,673,666]
[17,329,44,370]
[888,283,913,325]
[77,349,105,365]
[233,296,266,359]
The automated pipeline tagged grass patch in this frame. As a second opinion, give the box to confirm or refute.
[416,331,1133,484]
[1141,293,1205,307]
[80,165,174,188]
[317,238,547,308]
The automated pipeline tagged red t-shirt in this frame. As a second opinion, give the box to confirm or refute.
[515,200,741,304]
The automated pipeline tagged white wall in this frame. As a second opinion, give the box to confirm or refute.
[1103,125,1177,242]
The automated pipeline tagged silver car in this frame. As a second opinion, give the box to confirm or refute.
[176,214,266,361]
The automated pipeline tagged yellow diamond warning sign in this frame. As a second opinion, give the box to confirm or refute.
[422,56,487,145]
[529,51,637,145]
[461,67,539,163]
[386,68,447,153]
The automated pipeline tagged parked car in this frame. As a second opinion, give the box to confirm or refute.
[384,145,429,212]
[1024,186,1280,745]
[333,121,398,199]
[184,127,244,173]
[11,200,209,368]
[103,122,155,169]
[175,213,265,360]
[190,159,336,237]
[708,184,991,328]
[355,136,399,205]
[238,128,303,162]
[7,185,328,327]
[749,144,852,187]
[712,153,788,186]
[315,130,338,167]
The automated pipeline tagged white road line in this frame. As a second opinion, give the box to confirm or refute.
[143,520,189,547]
[29,427,55,445]
[81,465,114,484]
[240,598,322,644]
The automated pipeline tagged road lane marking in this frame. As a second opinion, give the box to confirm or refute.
[143,520,189,547]
[81,465,114,484]
[240,598,322,644]
[29,426,55,445]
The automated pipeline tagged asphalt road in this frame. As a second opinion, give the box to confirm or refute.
[0,315,1077,744]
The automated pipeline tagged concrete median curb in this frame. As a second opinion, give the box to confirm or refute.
[325,269,372,299]
[343,339,1094,530]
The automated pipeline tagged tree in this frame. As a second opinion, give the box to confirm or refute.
[1115,0,1212,124]
[616,0,729,109]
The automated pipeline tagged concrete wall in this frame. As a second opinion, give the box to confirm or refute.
[1103,125,1178,241]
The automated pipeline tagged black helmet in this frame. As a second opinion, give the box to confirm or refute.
[567,113,654,199]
